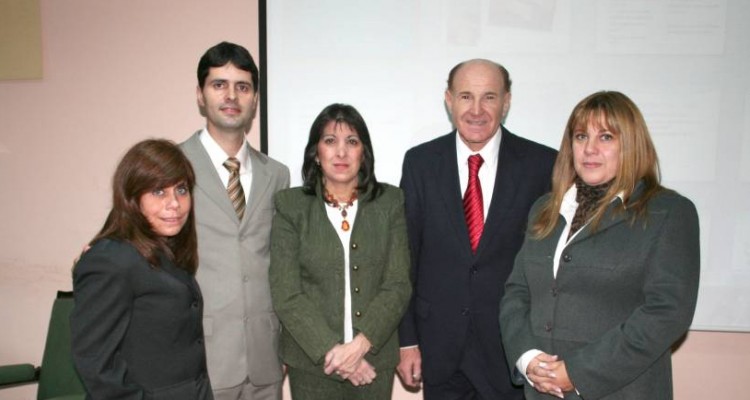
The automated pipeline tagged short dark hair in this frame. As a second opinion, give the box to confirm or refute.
[447,59,512,93]
[301,103,382,201]
[90,139,198,274]
[197,41,259,91]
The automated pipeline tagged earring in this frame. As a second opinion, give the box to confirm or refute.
[315,158,320,166]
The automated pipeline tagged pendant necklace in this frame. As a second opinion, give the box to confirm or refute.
[324,189,358,231]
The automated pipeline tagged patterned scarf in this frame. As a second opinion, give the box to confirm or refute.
[568,177,614,239]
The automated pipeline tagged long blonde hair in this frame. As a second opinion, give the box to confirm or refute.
[531,91,662,238]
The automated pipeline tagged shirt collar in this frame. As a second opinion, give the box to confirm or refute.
[560,182,625,223]
[199,128,251,174]
[455,126,501,168]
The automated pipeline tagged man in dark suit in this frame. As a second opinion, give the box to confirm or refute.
[396,59,557,399]
[180,42,290,400]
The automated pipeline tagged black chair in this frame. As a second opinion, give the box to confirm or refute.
[0,291,85,400]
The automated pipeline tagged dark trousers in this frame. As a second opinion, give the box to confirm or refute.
[424,325,523,400]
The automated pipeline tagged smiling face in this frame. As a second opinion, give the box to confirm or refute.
[445,60,511,151]
[197,62,257,136]
[139,183,191,237]
[572,118,621,186]
[316,121,363,196]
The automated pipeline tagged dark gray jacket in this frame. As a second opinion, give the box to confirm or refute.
[500,186,700,400]
[71,239,212,400]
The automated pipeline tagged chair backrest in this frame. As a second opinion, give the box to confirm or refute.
[36,291,85,400]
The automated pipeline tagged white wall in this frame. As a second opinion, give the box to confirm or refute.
[266,0,750,332]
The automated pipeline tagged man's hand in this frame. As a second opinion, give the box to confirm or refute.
[396,347,422,389]
[72,244,92,270]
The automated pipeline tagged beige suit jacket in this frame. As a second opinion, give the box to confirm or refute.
[181,132,290,389]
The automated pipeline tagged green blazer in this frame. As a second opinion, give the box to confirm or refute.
[270,183,412,378]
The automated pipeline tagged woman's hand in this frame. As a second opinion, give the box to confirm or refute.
[346,359,377,386]
[548,361,573,393]
[526,352,573,398]
[323,333,372,377]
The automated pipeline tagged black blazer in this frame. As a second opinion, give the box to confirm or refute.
[398,128,556,394]
[71,239,212,400]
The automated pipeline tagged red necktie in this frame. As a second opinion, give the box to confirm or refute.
[463,154,484,253]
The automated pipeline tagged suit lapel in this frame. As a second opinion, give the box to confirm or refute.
[568,205,627,247]
[437,132,475,259]
[159,255,200,297]
[477,129,521,254]
[242,146,272,229]
[568,185,641,246]
[182,132,239,224]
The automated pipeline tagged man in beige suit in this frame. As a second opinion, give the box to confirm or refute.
[180,42,290,400]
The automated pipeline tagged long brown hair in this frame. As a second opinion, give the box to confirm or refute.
[531,91,663,238]
[90,139,198,274]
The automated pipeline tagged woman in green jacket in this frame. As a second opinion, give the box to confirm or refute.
[270,103,412,399]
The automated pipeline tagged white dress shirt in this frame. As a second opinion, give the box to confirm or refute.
[324,199,359,343]
[456,128,502,220]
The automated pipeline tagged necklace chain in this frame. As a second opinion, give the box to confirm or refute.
[324,190,357,231]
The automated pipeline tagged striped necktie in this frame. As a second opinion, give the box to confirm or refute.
[463,154,484,253]
[223,157,246,220]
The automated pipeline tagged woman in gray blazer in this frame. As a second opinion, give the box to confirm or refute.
[71,139,212,400]
[270,104,412,399]
[499,91,699,400]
